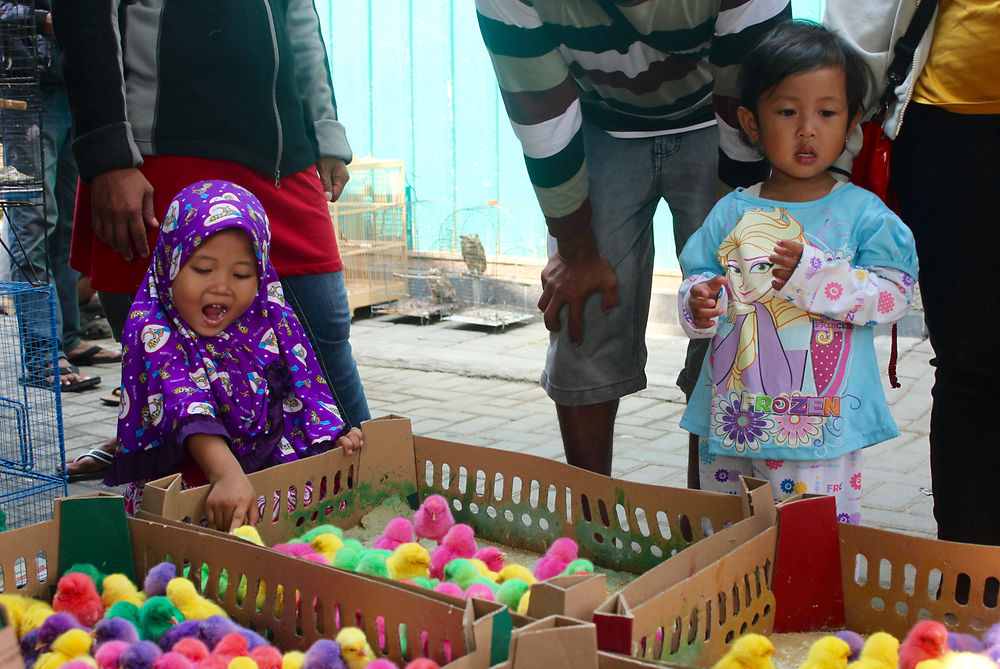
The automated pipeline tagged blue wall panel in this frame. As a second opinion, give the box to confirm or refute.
[319,0,824,269]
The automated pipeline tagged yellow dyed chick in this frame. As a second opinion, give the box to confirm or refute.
[335,626,374,669]
[282,650,306,669]
[799,636,851,669]
[468,559,499,582]
[386,542,431,581]
[917,653,998,669]
[848,632,899,669]
[713,633,776,669]
[516,590,531,616]
[232,525,265,546]
[102,573,147,608]
[497,564,535,586]
[18,600,54,636]
[0,593,31,637]
[166,577,229,620]
[34,627,93,669]
[229,657,260,669]
[311,533,344,562]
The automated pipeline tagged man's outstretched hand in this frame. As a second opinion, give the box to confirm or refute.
[90,168,159,262]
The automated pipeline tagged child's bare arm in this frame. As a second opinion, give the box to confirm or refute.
[336,427,364,455]
[770,239,803,290]
[688,275,728,329]
[187,434,260,531]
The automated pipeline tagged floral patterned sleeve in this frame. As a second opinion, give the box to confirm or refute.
[774,244,915,326]
[678,271,730,338]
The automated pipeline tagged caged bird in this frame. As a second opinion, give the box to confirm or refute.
[847,632,899,669]
[460,233,488,274]
[413,494,455,545]
[335,627,374,669]
[712,633,776,669]
[424,267,457,305]
[900,621,950,669]
[799,636,852,669]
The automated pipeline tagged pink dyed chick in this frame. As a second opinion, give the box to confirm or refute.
[899,620,949,669]
[404,660,440,669]
[171,638,210,664]
[95,640,130,669]
[413,495,454,544]
[472,546,505,573]
[273,543,315,557]
[533,537,578,581]
[464,584,495,601]
[212,633,250,665]
[429,524,477,579]
[374,518,415,552]
[249,645,284,669]
[433,582,464,599]
[153,651,195,669]
[52,572,106,626]
[367,661,400,669]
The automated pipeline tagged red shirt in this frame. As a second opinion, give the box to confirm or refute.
[71,155,342,293]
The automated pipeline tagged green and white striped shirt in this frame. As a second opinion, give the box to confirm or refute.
[476,0,791,239]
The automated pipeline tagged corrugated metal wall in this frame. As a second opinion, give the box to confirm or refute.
[315,1,825,270]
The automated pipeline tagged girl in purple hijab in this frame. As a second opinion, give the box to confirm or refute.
[106,181,363,530]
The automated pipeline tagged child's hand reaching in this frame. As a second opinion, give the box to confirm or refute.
[688,275,728,328]
[205,469,260,531]
[770,240,803,291]
[336,427,364,455]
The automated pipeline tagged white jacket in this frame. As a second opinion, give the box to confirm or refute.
[824,0,937,172]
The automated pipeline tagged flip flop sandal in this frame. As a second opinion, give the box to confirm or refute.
[66,344,122,366]
[19,369,101,392]
[60,447,114,482]
[100,387,123,407]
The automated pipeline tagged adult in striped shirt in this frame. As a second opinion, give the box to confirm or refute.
[477,0,791,477]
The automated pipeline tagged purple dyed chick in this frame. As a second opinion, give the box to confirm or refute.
[983,622,1000,648]
[947,632,984,654]
[157,619,201,651]
[19,628,41,665]
[93,616,141,650]
[834,630,865,662]
[143,562,177,598]
[237,625,270,650]
[198,615,239,650]
[303,638,347,669]
[120,639,163,669]
[37,612,88,649]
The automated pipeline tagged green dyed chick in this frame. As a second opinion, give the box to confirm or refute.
[561,558,595,576]
[138,595,185,642]
[444,559,481,590]
[64,563,106,594]
[333,546,362,571]
[356,551,390,579]
[105,600,141,628]
[496,578,531,611]
[301,524,343,542]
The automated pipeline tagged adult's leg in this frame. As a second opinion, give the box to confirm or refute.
[540,122,660,475]
[892,104,1000,545]
[280,271,371,430]
[659,125,720,489]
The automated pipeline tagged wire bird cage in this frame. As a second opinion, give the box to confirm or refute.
[329,158,409,316]
[0,282,67,531]
[0,3,45,208]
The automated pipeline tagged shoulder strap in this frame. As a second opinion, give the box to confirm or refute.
[877,0,938,117]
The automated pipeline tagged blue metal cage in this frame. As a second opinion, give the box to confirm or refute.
[0,280,67,531]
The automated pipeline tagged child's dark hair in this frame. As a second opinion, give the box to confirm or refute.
[738,20,871,140]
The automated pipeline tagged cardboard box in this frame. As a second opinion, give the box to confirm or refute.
[593,479,778,668]
[0,496,508,667]
[773,494,1000,639]
[139,417,775,621]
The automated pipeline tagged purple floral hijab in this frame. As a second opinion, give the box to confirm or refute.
[105,181,346,486]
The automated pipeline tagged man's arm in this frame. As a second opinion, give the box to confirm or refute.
[710,0,792,188]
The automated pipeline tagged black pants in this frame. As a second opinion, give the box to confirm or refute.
[892,103,1000,545]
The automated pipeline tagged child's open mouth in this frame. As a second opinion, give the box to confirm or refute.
[795,148,817,163]
[202,304,229,326]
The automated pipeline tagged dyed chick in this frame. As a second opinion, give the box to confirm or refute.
[443,559,482,590]
[34,627,94,669]
[429,525,477,579]
[900,621,950,669]
[283,650,307,669]
[166,577,228,621]
[250,644,285,669]
[65,563,106,594]
[138,596,185,643]
[36,611,86,650]
[95,639,131,669]
[495,578,531,611]
[311,533,345,562]
[467,559,498,582]
[302,638,346,669]
[496,564,535,586]
[231,525,265,546]
[300,524,343,542]
[93,616,141,649]
[835,631,866,663]
[355,552,390,579]
[387,543,431,581]
[712,633,776,669]
[105,600,142,628]
[533,537,578,581]
[472,546,504,573]
[119,639,163,669]
[336,627,374,669]
[104,573,147,608]
[847,632,899,669]
[561,558,595,576]
[19,599,56,637]
[413,495,455,545]
[0,593,32,636]
[799,636,851,669]
[333,546,362,571]
[143,562,178,598]
[373,518,415,552]
[53,571,105,626]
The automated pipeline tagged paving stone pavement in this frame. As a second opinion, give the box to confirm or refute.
[61,309,937,538]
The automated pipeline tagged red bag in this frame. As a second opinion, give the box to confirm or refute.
[850,120,898,213]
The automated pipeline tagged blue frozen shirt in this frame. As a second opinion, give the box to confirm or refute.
[678,183,918,461]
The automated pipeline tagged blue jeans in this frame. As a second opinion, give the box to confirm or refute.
[4,86,81,360]
[281,271,371,429]
[100,271,370,430]
[540,121,718,405]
